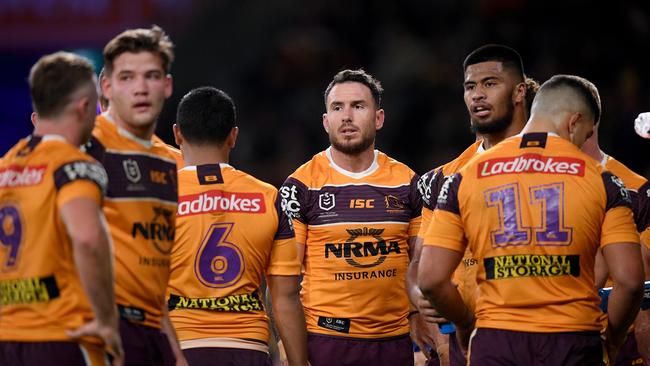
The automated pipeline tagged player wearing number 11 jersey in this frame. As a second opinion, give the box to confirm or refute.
[167,87,307,366]
[419,75,644,365]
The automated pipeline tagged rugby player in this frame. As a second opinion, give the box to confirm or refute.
[166,86,308,366]
[0,52,122,365]
[419,75,644,365]
[280,69,422,366]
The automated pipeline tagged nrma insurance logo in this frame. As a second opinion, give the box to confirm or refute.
[325,227,400,268]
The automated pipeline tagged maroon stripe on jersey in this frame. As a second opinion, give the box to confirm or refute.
[53,160,108,195]
[436,173,462,215]
[101,152,177,202]
[196,164,224,185]
[304,184,415,226]
[274,193,295,240]
[635,181,650,232]
[602,172,633,212]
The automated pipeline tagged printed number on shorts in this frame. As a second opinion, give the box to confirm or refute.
[195,222,245,288]
[485,182,572,247]
[0,204,23,270]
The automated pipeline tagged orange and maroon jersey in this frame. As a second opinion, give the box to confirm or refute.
[167,163,300,346]
[280,148,422,338]
[86,114,177,329]
[0,135,108,342]
[423,132,639,333]
[152,135,184,169]
[417,140,483,310]
[602,155,650,248]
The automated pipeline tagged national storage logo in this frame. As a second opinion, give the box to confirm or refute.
[484,254,580,280]
[477,154,585,178]
[178,190,266,217]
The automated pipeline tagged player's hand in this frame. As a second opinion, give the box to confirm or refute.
[409,312,437,361]
[413,287,449,324]
[634,112,650,139]
[67,319,124,366]
[175,354,189,366]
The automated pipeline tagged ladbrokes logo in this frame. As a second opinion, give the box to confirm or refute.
[478,154,585,178]
[0,165,46,188]
[177,190,266,217]
[484,254,580,280]
[325,227,400,268]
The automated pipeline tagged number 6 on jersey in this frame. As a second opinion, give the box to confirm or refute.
[194,222,245,288]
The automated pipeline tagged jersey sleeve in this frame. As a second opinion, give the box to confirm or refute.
[267,191,301,275]
[416,169,443,238]
[422,173,467,253]
[279,177,309,244]
[635,181,650,241]
[54,159,108,206]
[601,172,640,247]
[408,174,423,237]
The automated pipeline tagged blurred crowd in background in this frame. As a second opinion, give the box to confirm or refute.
[1,0,649,185]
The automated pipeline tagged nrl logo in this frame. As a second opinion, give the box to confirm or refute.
[319,192,336,211]
[123,159,142,183]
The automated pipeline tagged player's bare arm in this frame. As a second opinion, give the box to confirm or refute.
[603,242,644,359]
[418,246,474,349]
[61,197,124,366]
[268,274,309,366]
[160,307,188,366]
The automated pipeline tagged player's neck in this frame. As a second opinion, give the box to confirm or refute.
[328,145,376,173]
[581,133,605,163]
[106,109,156,140]
[482,109,527,149]
[521,116,564,139]
[33,118,82,146]
[181,144,230,166]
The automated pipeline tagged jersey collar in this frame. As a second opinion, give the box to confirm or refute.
[102,112,153,149]
[325,147,379,179]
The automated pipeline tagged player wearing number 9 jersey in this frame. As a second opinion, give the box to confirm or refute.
[419,75,644,365]
[166,87,307,366]
[0,52,122,365]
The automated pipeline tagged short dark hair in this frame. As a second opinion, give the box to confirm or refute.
[29,51,96,118]
[537,74,601,123]
[324,69,383,108]
[103,25,174,75]
[463,44,525,80]
[176,87,236,145]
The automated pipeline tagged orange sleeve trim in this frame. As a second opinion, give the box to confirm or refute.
[422,209,466,253]
[57,180,102,207]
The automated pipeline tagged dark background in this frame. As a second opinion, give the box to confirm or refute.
[2,0,649,186]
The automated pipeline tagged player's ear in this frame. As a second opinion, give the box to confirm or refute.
[100,72,111,100]
[514,82,526,104]
[567,112,582,141]
[375,108,385,130]
[173,123,183,146]
[322,113,330,133]
[228,126,239,149]
[75,96,91,122]
[164,74,173,98]
[30,112,38,127]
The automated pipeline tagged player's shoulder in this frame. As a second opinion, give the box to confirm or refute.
[376,150,417,178]
[603,155,647,190]
[440,140,483,176]
[286,150,328,186]
[225,165,278,194]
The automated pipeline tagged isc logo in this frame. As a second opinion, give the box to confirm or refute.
[150,170,167,184]
[349,199,374,208]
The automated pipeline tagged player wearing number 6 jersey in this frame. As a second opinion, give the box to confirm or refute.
[419,75,644,365]
[167,87,308,366]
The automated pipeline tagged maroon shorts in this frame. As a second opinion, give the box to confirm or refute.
[119,319,175,366]
[183,347,271,366]
[308,332,413,366]
[0,340,110,366]
[448,332,468,366]
[468,328,604,366]
[614,332,644,366]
